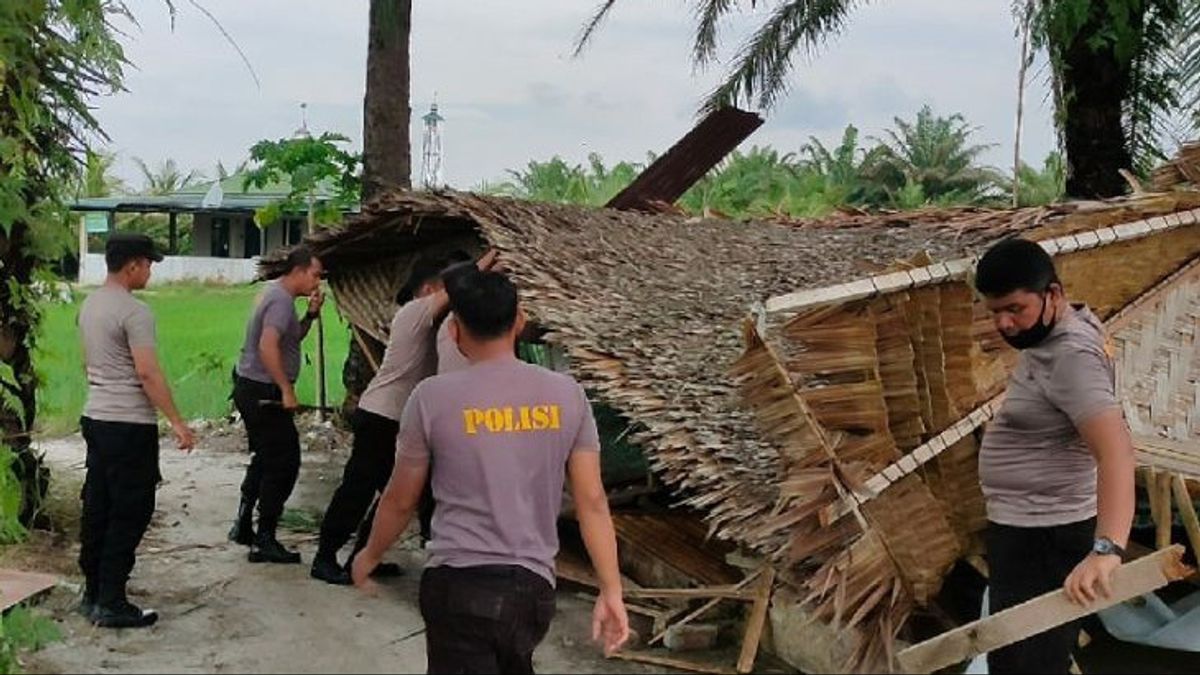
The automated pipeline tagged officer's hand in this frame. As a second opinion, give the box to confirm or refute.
[352,552,382,596]
[1064,552,1120,605]
[281,388,300,412]
[592,588,630,657]
[173,421,196,453]
[307,288,324,316]
[475,249,499,272]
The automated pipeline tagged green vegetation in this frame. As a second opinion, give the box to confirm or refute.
[34,284,349,435]
[493,108,1065,217]
[0,606,61,675]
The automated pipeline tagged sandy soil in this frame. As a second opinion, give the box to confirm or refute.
[19,415,661,675]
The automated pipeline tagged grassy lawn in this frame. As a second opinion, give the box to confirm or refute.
[34,283,350,436]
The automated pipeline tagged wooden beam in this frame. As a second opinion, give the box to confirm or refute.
[736,567,775,674]
[1172,474,1200,561]
[605,107,764,212]
[649,569,764,646]
[350,324,381,374]
[896,546,1192,674]
[610,650,738,675]
[626,587,755,601]
[1156,470,1175,550]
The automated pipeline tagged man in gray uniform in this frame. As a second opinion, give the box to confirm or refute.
[228,246,324,564]
[975,238,1135,673]
[353,270,629,673]
[78,233,196,628]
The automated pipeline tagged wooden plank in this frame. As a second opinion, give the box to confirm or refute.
[1173,474,1200,560]
[606,107,764,212]
[0,569,58,612]
[649,569,764,646]
[626,587,755,601]
[736,567,776,674]
[1156,470,1175,550]
[610,650,739,675]
[896,546,1192,674]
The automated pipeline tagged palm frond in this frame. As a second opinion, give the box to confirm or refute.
[573,0,622,57]
[700,0,865,113]
[693,0,741,67]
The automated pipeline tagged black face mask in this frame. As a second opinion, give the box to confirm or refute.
[1002,292,1057,350]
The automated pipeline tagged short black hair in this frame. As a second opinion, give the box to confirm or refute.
[974,237,1060,297]
[396,255,449,304]
[105,232,163,272]
[447,270,518,340]
[283,246,317,274]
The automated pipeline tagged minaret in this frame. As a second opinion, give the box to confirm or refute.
[420,100,445,189]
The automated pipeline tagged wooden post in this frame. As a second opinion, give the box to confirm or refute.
[736,567,775,674]
[1156,470,1175,550]
[77,215,88,283]
[1172,475,1200,561]
[896,546,1192,674]
[316,313,327,418]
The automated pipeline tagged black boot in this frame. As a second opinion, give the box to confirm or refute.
[310,555,352,585]
[93,601,158,629]
[249,518,301,564]
[76,579,97,620]
[228,496,256,546]
[93,581,157,629]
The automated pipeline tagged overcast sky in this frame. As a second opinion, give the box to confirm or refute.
[98,0,1057,190]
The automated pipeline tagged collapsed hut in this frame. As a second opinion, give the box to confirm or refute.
[262,165,1199,671]
[740,193,1200,671]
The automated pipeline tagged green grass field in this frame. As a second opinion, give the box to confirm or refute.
[34,284,350,436]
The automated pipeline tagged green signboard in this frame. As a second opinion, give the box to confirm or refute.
[84,212,109,234]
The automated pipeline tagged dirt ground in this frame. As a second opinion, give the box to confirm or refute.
[17,415,663,675]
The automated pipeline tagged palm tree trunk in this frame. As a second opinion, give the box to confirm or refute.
[0,221,49,528]
[1058,5,1136,199]
[362,0,413,202]
[347,0,414,412]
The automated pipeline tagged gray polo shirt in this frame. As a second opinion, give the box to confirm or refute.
[236,282,303,384]
[397,359,601,585]
[79,285,158,425]
[979,305,1120,527]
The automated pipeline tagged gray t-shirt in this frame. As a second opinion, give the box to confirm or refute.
[397,358,601,585]
[80,285,158,425]
[436,314,470,374]
[358,296,439,421]
[979,305,1119,527]
[236,282,303,384]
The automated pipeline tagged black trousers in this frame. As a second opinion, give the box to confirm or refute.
[316,409,398,562]
[987,517,1095,674]
[232,377,300,526]
[420,566,556,675]
[78,417,160,607]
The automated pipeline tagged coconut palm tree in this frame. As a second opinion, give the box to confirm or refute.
[132,157,202,195]
[575,0,1200,198]
[81,150,128,198]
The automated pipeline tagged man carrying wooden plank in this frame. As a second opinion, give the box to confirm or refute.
[310,250,484,585]
[228,246,324,564]
[352,269,629,673]
[973,238,1137,673]
[78,233,196,628]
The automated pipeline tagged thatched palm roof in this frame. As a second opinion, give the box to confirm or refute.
[266,188,1200,672]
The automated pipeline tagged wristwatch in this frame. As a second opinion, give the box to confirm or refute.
[1092,536,1126,559]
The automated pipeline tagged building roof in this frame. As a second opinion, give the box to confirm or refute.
[70,174,357,215]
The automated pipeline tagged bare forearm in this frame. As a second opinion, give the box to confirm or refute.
[363,490,415,560]
[259,344,293,393]
[141,371,184,426]
[1096,453,1136,547]
[578,502,622,594]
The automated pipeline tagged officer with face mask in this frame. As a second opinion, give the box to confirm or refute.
[974,238,1136,674]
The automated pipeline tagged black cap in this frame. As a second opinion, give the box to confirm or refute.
[106,232,164,263]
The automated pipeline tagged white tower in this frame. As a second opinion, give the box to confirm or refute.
[420,101,445,189]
